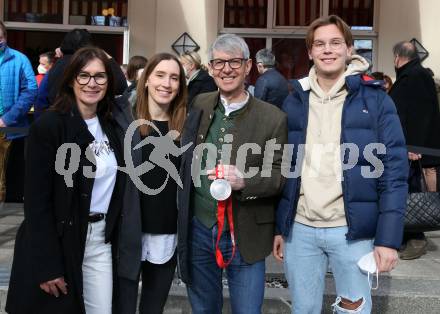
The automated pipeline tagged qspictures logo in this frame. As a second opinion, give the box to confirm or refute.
[54,120,386,195]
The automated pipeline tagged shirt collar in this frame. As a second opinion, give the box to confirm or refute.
[220,91,249,116]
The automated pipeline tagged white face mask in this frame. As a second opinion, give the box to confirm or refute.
[357,252,379,290]
[37,64,47,74]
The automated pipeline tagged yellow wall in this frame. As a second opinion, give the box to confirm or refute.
[127,0,157,59]
[377,0,440,79]
[128,0,219,64]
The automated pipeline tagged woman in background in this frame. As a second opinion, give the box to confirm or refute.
[179,51,217,105]
[123,55,148,108]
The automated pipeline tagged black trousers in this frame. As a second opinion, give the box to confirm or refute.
[114,254,177,314]
[5,137,25,202]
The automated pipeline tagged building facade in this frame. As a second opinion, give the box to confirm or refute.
[2,0,440,81]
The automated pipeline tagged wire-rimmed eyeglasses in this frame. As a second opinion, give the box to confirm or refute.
[312,39,346,51]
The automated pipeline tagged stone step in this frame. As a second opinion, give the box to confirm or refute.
[0,268,439,313]
[0,204,439,313]
[164,273,440,314]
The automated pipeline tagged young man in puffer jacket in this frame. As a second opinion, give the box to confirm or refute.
[273,15,408,314]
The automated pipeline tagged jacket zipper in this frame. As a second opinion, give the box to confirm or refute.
[340,91,355,238]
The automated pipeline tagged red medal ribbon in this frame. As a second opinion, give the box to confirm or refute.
[215,165,236,269]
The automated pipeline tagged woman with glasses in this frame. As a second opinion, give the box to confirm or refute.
[114,52,187,314]
[6,47,128,314]
[179,51,217,106]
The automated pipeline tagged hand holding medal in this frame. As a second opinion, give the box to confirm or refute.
[207,164,245,192]
[209,165,232,201]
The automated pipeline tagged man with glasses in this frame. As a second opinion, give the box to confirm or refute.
[177,33,287,313]
[274,15,408,313]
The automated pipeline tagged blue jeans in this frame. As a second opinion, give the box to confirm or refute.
[187,217,265,314]
[284,222,374,314]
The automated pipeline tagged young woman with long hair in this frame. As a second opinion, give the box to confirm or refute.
[115,52,187,314]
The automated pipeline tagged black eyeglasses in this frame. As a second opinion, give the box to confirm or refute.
[210,58,246,70]
[76,72,108,85]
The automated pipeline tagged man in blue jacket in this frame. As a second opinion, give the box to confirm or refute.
[273,15,408,313]
[0,21,37,201]
[254,48,289,108]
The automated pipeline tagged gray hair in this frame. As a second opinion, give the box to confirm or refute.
[393,41,418,60]
[208,34,250,61]
[255,48,276,67]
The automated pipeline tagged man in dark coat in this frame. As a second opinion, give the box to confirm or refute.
[177,34,287,313]
[389,41,440,260]
[254,48,289,108]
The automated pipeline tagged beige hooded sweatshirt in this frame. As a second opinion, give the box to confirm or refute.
[295,55,370,228]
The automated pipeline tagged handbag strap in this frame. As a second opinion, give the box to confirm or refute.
[413,160,429,192]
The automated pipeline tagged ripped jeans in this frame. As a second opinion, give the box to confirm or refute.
[284,222,374,314]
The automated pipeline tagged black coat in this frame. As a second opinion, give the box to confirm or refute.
[389,58,440,166]
[187,69,217,106]
[47,55,128,105]
[254,68,289,108]
[6,107,125,314]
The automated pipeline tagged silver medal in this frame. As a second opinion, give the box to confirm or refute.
[210,178,232,201]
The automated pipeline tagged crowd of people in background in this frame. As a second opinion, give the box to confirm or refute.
[0,12,439,314]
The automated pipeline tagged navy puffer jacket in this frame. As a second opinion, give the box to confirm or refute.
[276,74,408,249]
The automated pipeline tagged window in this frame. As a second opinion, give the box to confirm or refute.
[5,0,64,24]
[4,0,128,27]
[243,37,266,84]
[69,0,128,26]
[2,0,128,65]
[275,0,321,27]
[221,0,378,84]
[224,0,267,28]
[354,39,373,65]
[329,0,374,29]
[272,38,309,80]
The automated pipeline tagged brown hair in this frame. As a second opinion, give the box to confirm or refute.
[306,15,353,51]
[51,46,115,119]
[127,55,148,81]
[136,52,187,137]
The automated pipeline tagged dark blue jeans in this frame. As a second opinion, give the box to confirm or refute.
[187,217,265,314]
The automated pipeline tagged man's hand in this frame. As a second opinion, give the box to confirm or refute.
[0,118,6,128]
[408,152,422,161]
[272,235,284,262]
[207,165,245,190]
[374,246,398,273]
[39,277,68,297]
[54,47,63,59]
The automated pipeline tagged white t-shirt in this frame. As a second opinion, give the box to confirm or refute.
[84,117,117,214]
[141,233,177,264]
